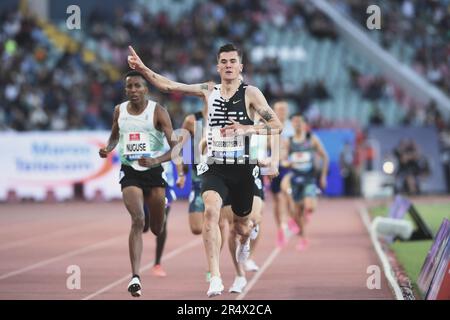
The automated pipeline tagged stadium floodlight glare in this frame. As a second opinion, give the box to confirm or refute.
[372,216,414,240]
[382,161,395,175]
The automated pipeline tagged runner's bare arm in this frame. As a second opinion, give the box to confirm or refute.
[312,135,329,188]
[175,115,195,187]
[137,105,176,167]
[179,115,195,150]
[128,46,213,97]
[99,105,119,157]
[248,86,282,135]
[157,105,178,164]
[220,87,282,136]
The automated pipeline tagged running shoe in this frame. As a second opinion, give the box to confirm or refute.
[244,259,259,272]
[287,218,300,235]
[207,276,224,297]
[229,276,247,293]
[127,276,142,297]
[205,271,211,282]
[151,264,167,277]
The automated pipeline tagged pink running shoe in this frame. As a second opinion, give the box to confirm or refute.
[276,228,288,248]
[151,264,167,277]
[296,238,309,251]
[287,218,300,234]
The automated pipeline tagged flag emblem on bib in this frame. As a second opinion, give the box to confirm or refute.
[129,133,140,141]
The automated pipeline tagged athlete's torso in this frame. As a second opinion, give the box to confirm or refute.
[289,133,315,177]
[118,100,165,171]
[206,82,254,164]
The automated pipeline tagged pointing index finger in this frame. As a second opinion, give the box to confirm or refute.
[128,45,137,57]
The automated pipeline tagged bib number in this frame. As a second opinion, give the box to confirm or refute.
[208,128,245,159]
[196,162,209,175]
[290,151,312,163]
[123,132,150,159]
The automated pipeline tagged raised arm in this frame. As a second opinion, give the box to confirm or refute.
[99,105,120,158]
[128,46,213,98]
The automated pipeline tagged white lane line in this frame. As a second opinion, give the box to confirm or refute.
[236,247,282,300]
[357,204,404,300]
[0,235,125,281]
[82,238,202,300]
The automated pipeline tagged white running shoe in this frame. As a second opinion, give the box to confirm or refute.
[127,276,142,297]
[250,224,259,240]
[244,259,259,272]
[207,276,224,297]
[229,276,247,293]
[236,238,251,264]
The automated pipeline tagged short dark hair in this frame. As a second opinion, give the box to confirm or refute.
[217,43,242,62]
[125,70,148,87]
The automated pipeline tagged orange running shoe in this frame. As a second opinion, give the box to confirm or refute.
[151,264,167,277]
[287,218,300,235]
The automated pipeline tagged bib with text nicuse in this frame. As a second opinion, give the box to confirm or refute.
[210,128,245,159]
[123,132,151,160]
[290,151,313,171]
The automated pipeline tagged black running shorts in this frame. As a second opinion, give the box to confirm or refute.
[201,163,255,217]
[223,165,264,207]
[119,164,167,196]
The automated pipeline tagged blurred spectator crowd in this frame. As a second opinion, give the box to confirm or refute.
[2,0,448,133]
[0,0,341,132]
[335,0,450,96]
[0,10,124,131]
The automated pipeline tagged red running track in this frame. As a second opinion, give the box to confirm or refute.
[0,196,393,300]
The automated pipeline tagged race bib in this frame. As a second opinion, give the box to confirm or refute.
[196,162,209,175]
[123,132,150,160]
[209,128,245,159]
[290,151,312,163]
